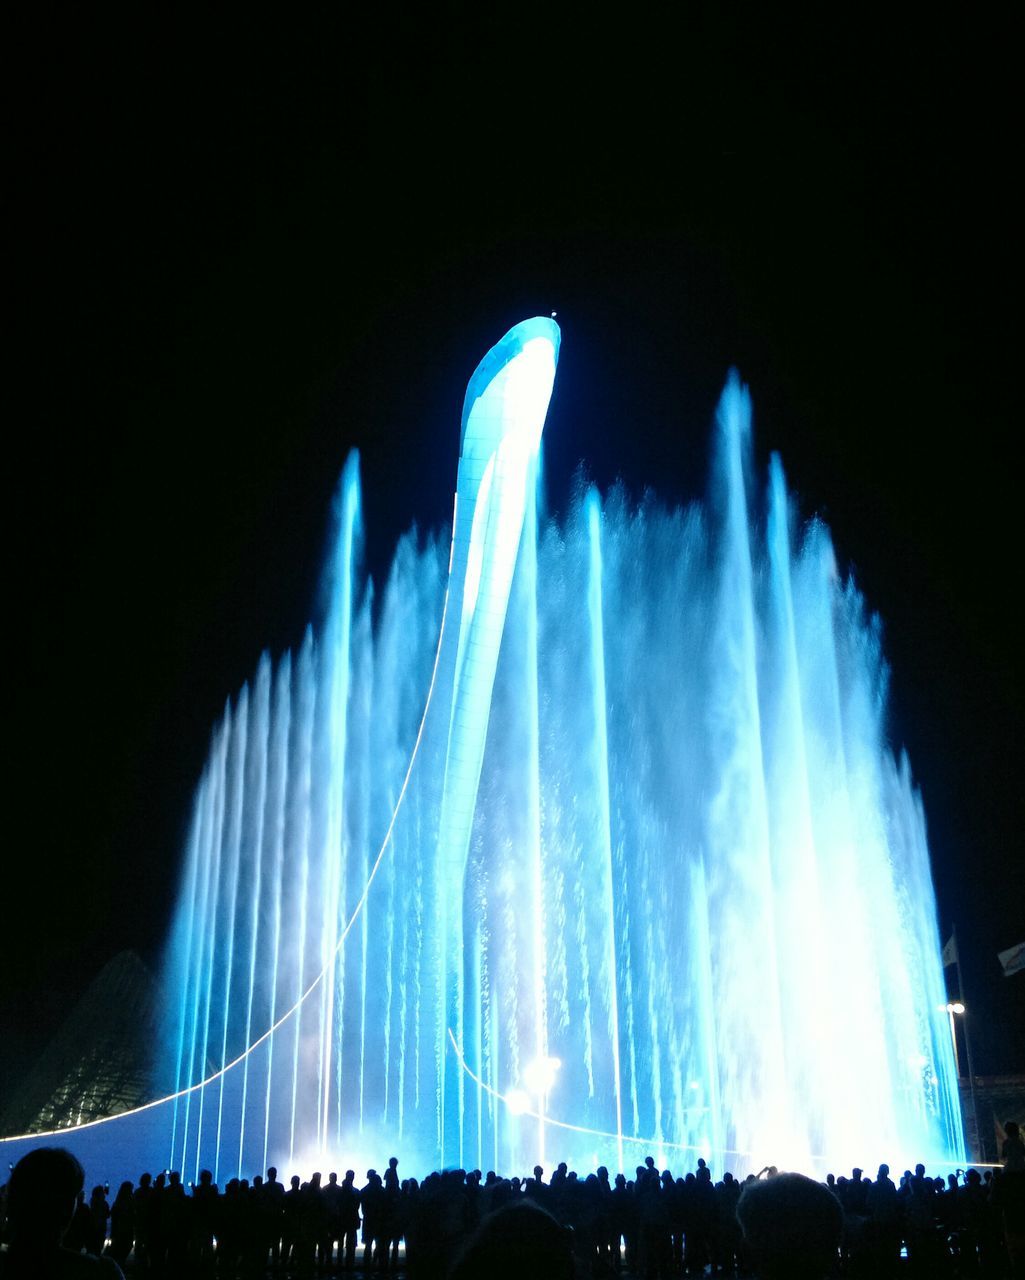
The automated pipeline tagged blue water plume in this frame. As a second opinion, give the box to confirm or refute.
[151,325,963,1179]
[0,321,962,1184]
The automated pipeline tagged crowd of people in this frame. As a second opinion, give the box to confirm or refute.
[1,1124,1023,1278]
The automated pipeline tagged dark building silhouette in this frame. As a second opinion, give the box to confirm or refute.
[0,952,159,1136]
[963,1075,1025,1164]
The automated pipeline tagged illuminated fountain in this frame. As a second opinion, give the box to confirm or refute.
[0,318,964,1183]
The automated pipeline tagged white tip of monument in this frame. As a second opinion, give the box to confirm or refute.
[460,318,561,457]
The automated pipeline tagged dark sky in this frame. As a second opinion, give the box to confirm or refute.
[3,10,1020,1103]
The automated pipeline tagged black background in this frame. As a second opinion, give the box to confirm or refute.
[3,9,1021,1109]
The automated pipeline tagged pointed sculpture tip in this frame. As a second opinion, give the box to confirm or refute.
[505,315,561,359]
[460,318,561,449]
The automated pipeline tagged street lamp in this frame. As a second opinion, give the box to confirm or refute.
[939,999,982,1162]
[941,1002,965,1076]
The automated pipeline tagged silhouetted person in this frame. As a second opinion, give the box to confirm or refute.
[322,1171,344,1267]
[339,1170,361,1269]
[713,1171,742,1273]
[844,1165,868,1214]
[147,1172,166,1270]
[527,1165,549,1214]
[609,1171,632,1271]
[86,1187,108,1258]
[260,1166,285,1266]
[156,1170,187,1273]
[360,1169,386,1270]
[688,1162,715,1271]
[636,1165,670,1278]
[191,1168,218,1266]
[523,1173,542,1211]
[382,1162,403,1268]
[131,1172,153,1269]
[62,1191,91,1254]
[866,1161,899,1275]
[549,1161,569,1221]
[447,1200,574,1280]
[998,1123,1025,1278]
[106,1183,134,1268]
[301,1171,328,1272]
[282,1174,303,1265]
[736,1171,842,1280]
[0,1147,124,1278]
[1006,1121,1025,1173]
[899,1166,936,1278]
[239,1177,266,1278]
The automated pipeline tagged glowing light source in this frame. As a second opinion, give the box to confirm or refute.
[522,1056,562,1098]
[941,1003,966,1078]
[505,1089,531,1117]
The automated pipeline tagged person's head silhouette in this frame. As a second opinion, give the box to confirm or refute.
[736,1172,842,1280]
[448,1200,574,1280]
[6,1147,85,1248]
[4,1146,126,1275]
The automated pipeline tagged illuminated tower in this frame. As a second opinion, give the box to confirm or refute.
[435,317,560,1165]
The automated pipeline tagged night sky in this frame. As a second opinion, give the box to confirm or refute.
[4,11,1020,1109]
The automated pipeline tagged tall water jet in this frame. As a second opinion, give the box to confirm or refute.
[0,318,964,1185]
